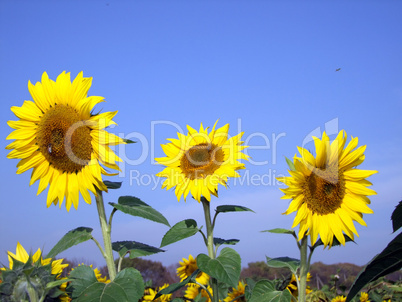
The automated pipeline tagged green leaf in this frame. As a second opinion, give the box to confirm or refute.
[249,279,293,302]
[312,234,355,249]
[285,156,296,171]
[266,256,300,275]
[70,265,144,302]
[160,219,199,247]
[261,228,295,236]
[110,196,170,227]
[391,200,402,233]
[213,238,240,248]
[215,205,255,214]
[45,278,74,290]
[103,181,122,189]
[123,139,136,144]
[197,247,241,288]
[112,241,165,258]
[46,227,93,259]
[346,232,402,302]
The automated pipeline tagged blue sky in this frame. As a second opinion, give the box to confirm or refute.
[1,1,401,270]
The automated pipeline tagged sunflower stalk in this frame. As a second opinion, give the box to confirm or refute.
[298,236,309,302]
[201,197,219,302]
[95,188,117,281]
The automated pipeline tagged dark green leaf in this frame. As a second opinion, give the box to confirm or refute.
[249,279,293,302]
[46,227,93,259]
[160,219,199,247]
[391,200,402,233]
[112,241,165,258]
[123,139,136,144]
[197,247,241,288]
[312,234,355,249]
[70,265,144,302]
[261,228,296,236]
[213,238,240,248]
[110,196,170,227]
[266,256,300,274]
[215,205,255,214]
[103,181,122,189]
[346,232,402,302]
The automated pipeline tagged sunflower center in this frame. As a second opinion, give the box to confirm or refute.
[36,104,92,173]
[303,166,345,215]
[180,143,224,179]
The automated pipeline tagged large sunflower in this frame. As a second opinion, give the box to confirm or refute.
[6,71,125,211]
[155,121,248,202]
[277,130,377,247]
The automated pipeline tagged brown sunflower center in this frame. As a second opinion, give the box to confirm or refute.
[180,143,224,179]
[36,104,93,173]
[303,166,345,215]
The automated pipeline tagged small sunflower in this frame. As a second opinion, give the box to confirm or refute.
[185,285,213,302]
[155,121,248,202]
[224,281,246,302]
[286,273,312,298]
[6,242,68,276]
[332,296,346,302]
[176,254,210,285]
[142,284,172,302]
[278,130,377,247]
[360,292,370,302]
[6,71,125,211]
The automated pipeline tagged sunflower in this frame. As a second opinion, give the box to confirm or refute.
[360,292,370,302]
[176,254,210,285]
[277,130,377,247]
[6,242,68,276]
[6,71,125,211]
[224,281,246,302]
[331,296,346,302]
[286,272,312,298]
[142,284,172,302]
[155,121,248,202]
[185,285,213,302]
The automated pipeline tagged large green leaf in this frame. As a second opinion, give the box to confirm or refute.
[112,241,165,258]
[197,247,241,288]
[109,196,170,227]
[69,265,144,302]
[261,228,295,236]
[160,219,199,247]
[391,200,402,233]
[46,227,93,259]
[346,232,402,302]
[266,256,300,275]
[215,205,255,214]
[249,280,293,302]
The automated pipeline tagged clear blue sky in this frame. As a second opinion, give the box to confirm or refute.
[1,1,401,269]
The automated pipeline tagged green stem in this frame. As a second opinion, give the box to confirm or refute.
[201,197,219,302]
[299,236,309,302]
[95,188,117,281]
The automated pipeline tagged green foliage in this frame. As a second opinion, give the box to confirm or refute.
[285,156,296,171]
[68,265,144,302]
[266,256,300,275]
[306,290,329,302]
[197,247,241,288]
[160,219,199,247]
[46,227,93,259]
[123,138,136,144]
[215,205,255,214]
[262,228,296,236]
[112,241,165,259]
[154,269,201,300]
[391,200,402,232]
[103,181,122,189]
[312,234,355,250]
[109,196,170,227]
[248,279,293,302]
[213,238,240,249]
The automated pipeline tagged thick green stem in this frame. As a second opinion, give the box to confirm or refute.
[95,188,116,281]
[298,236,309,302]
[201,197,219,302]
